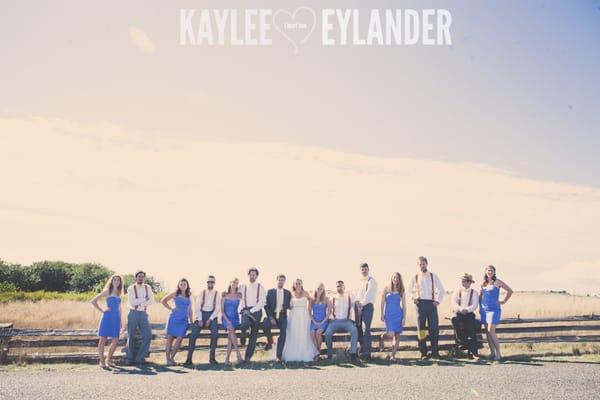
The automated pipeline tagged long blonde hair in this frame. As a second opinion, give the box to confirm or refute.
[390,272,405,294]
[103,274,123,296]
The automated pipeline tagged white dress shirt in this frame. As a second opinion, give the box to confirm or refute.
[127,283,155,311]
[275,288,284,316]
[332,293,355,320]
[240,281,267,313]
[409,272,445,303]
[194,289,221,321]
[451,287,479,314]
[357,275,378,306]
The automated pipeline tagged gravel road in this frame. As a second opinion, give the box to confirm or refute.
[1,357,599,400]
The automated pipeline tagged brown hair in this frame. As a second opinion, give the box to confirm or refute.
[103,274,123,296]
[482,265,497,287]
[226,278,240,295]
[176,278,191,298]
[390,272,405,294]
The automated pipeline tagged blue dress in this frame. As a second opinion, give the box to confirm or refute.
[221,297,241,329]
[480,285,501,325]
[384,292,404,333]
[98,296,121,338]
[165,296,191,337]
[310,302,329,331]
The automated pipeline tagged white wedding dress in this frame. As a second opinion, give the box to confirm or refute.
[282,296,318,362]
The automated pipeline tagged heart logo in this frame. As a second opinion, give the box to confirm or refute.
[273,7,316,54]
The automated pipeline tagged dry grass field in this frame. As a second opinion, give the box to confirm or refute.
[1,291,599,329]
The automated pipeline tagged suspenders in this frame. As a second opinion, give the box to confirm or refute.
[332,295,351,319]
[458,288,474,306]
[200,290,217,312]
[415,273,435,301]
[347,295,351,319]
[132,284,149,310]
[244,283,261,309]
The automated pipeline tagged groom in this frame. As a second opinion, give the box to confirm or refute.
[262,274,292,362]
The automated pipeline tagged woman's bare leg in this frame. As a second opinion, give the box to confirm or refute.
[486,325,497,359]
[225,330,233,364]
[316,329,324,351]
[391,333,400,359]
[488,325,501,359]
[170,337,183,361]
[106,338,119,366]
[165,336,174,364]
[98,337,107,367]
[231,330,242,362]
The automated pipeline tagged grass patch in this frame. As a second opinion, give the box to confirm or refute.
[0,291,96,303]
[0,291,168,303]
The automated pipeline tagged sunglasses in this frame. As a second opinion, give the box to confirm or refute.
[207,281,215,284]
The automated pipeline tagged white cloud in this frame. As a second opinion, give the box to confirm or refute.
[128,26,154,54]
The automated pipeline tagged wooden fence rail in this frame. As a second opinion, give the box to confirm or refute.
[2,315,599,364]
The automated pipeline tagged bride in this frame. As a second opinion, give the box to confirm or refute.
[282,278,319,362]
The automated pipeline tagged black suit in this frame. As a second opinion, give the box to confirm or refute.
[263,288,291,359]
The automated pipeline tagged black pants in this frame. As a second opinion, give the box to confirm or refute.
[263,315,287,360]
[240,309,262,361]
[451,312,478,355]
[186,311,219,362]
[416,300,439,356]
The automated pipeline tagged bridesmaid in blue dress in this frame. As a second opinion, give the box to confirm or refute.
[309,283,331,360]
[221,278,243,365]
[379,272,407,360]
[480,265,513,361]
[161,278,192,366]
[91,275,123,369]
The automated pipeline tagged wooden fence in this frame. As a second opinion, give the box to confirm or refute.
[1,315,599,364]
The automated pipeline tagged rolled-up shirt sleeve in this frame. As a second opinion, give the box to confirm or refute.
[409,275,419,301]
[127,285,145,308]
[250,284,267,313]
[140,287,154,308]
[435,274,445,304]
[466,289,479,313]
[451,291,461,313]
[361,278,378,306]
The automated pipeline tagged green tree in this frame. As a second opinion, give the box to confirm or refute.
[0,281,18,292]
[30,261,74,292]
[0,260,38,291]
[69,263,113,293]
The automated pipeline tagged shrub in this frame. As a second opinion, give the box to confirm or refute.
[69,263,113,293]
[0,281,18,292]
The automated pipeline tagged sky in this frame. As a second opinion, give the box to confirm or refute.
[1,1,599,294]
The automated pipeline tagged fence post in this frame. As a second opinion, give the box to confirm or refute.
[0,323,14,364]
